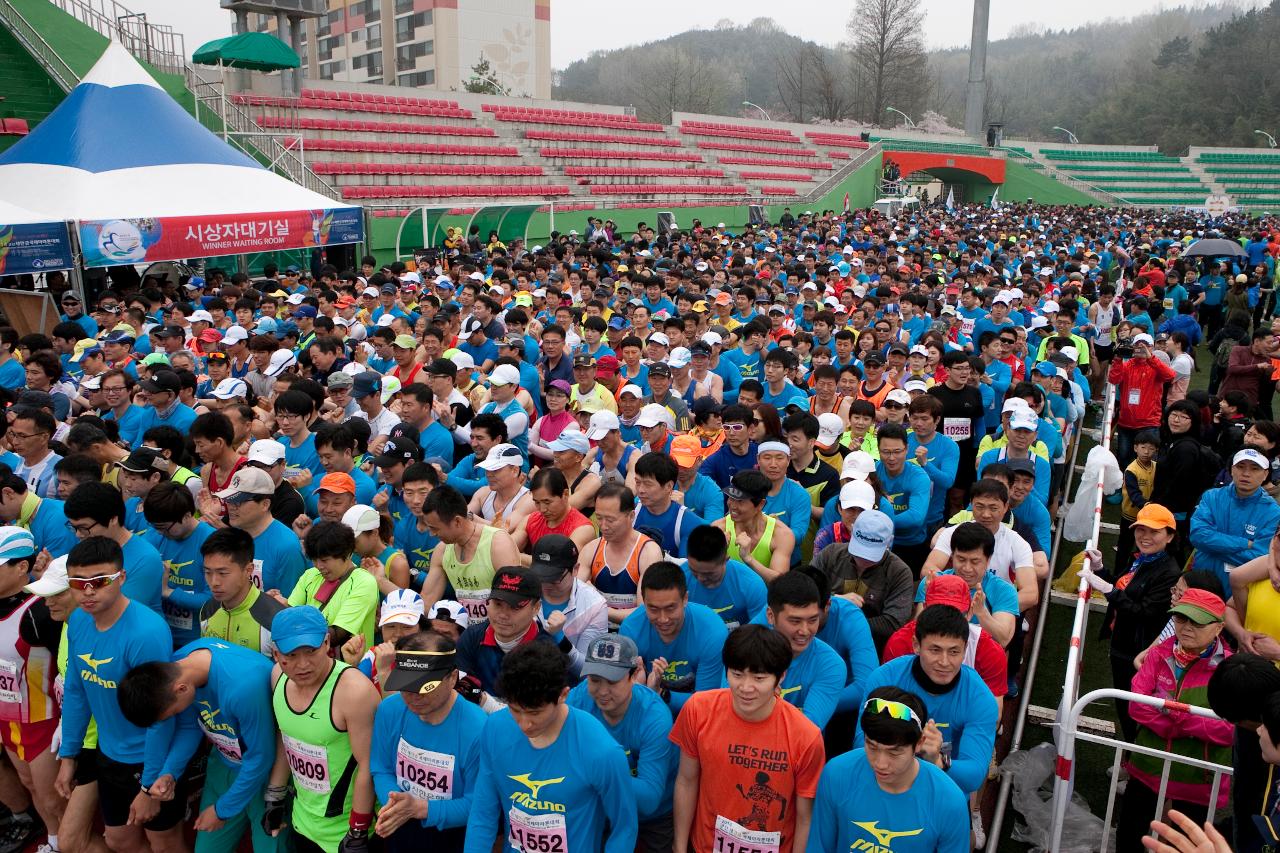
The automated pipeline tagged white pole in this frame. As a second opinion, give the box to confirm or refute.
[220,60,228,142]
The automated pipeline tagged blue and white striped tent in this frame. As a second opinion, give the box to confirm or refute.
[0,41,353,223]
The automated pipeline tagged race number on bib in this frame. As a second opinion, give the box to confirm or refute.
[508,807,567,853]
[202,726,243,764]
[942,417,972,440]
[1128,388,1141,406]
[282,733,331,794]
[713,816,780,853]
[457,592,490,622]
[162,600,193,631]
[395,739,454,801]
[0,659,21,706]
[251,559,265,590]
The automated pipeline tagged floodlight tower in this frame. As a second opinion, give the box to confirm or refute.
[964,0,991,140]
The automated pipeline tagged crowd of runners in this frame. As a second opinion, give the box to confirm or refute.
[0,202,1276,852]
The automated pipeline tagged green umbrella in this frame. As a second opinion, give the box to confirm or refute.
[193,32,299,72]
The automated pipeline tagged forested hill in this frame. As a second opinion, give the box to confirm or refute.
[553,2,1280,153]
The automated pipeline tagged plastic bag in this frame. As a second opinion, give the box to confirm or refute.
[1062,445,1122,543]
[1003,742,1114,853]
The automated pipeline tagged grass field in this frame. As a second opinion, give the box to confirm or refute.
[993,346,1216,851]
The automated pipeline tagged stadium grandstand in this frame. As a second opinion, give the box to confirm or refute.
[3,3,1280,852]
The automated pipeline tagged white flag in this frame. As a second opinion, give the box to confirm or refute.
[945,187,955,211]
[990,187,1000,209]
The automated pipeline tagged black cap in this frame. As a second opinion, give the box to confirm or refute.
[117,447,163,474]
[528,535,579,583]
[488,567,541,605]
[1005,458,1037,478]
[387,422,421,446]
[887,343,909,356]
[690,341,712,357]
[691,395,721,418]
[573,353,596,368]
[648,362,672,377]
[424,358,457,378]
[863,352,886,366]
[140,370,181,394]
[381,648,457,694]
[374,437,422,468]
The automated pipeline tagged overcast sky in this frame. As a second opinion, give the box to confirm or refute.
[126,0,1262,68]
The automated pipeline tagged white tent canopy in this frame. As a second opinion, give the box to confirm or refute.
[0,43,360,268]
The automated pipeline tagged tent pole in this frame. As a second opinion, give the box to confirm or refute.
[548,202,554,240]
[421,206,429,255]
[67,223,87,307]
[220,61,228,143]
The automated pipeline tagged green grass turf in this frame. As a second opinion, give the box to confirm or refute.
[994,343,1214,850]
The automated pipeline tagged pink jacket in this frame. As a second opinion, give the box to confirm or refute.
[1125,636,1234,806]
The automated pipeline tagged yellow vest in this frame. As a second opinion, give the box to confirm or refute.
[1121,459,1156,520]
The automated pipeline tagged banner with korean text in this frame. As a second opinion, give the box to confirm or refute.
[77,207,364,268]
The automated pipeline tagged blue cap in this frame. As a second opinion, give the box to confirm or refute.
[255,317,279,334]
[0,526,36,562]
[548,431,590,454]
[275,322,300,339]
[293,305,318,319]
[847,510,894,562]
[102,330,135,344]
[608,315,627,329]
[271,606,329,653]
[1032,361,1057,376]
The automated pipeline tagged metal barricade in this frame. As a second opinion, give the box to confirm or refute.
[1050,687,1233,853]
[985,386,1117,851]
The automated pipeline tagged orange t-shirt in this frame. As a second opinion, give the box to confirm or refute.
[669,688,825,853]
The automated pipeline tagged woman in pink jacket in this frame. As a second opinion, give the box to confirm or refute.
[1116,587,1234,850]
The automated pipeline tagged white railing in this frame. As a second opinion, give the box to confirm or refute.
[45,0,185,75]
[1050,688,1232,853]
[0,0,76,91]
[184,66,337,200]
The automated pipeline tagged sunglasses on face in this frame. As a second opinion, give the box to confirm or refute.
[724,422,748,433]
[69,571,122,591]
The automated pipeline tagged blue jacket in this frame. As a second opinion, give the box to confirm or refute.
[1190,485,1280,594]
[1158,314,1203,348]
[875,461,932,546]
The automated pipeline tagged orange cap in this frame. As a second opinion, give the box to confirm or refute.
[318,472,356,495]
[1132,503,1176,531]
[714,293,732,306]
[669,434,702,468]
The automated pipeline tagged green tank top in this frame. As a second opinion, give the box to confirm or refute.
[724,514,778,568]
[442,524,499,623]
[272,661,355,851]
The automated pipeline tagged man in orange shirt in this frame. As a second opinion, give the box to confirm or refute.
[670,624,825,853]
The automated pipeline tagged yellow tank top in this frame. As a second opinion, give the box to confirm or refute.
[724,515,777,568]
[442,524,499,623]
[1245,580,1280,650]
[1122,459,1156,520]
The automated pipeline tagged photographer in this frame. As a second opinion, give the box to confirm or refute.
[1109,333,1176,467]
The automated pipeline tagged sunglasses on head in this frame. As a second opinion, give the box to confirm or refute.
[863,697,923,730]
[69,571,122,591]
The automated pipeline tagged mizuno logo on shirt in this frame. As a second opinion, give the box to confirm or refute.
[508,774,566,812]
[78,654,112,671]
[852,821,924,849]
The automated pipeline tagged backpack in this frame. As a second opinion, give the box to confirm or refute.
[1195,444,1224,494]
[1214,335,1240,370]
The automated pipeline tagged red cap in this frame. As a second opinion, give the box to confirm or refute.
[1170,587,1226,623]
[595,355,620,377]
[924,574,972,611]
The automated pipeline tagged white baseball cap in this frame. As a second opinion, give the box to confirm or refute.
[246,440,286,466]
[636,403,674,429]
[816,413,843,448]
[188,310,214,323]
[1234,448,1270,469]
[210,378,248,400]
[700,332,723,347]
[618,384,645,399]
[489,364,521,386]
[839,480,876,511]
[341,504,382,535]
[25,555,68,596]
[1009,411,1039,432]
[1132,333,1155,347]
[847,510,894,561]
[586,410,621,440]
[842,450,876,481]
[265,349,297,377]
[647,332,670,348]
[221,326,249,345]
[668,347,692,369]
[478,443,524,471]
[379,588,425,627]
[428,600,469,630]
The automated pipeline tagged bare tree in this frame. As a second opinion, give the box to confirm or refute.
[606,46,736,124]
[777,43,854,123]
[848,0,927,124]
